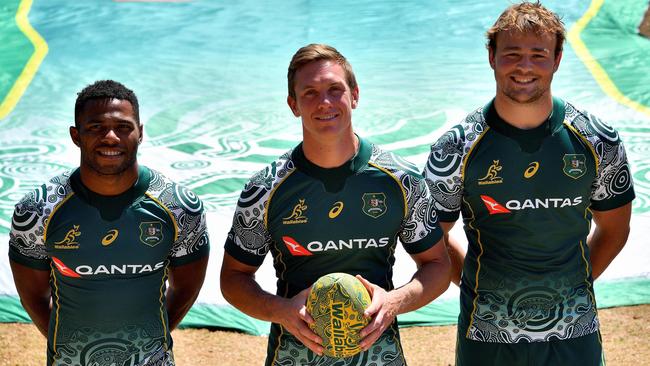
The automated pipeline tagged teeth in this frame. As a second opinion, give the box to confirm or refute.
[514,77,533,83]
[316,114,337,120]
[99,150,121,156]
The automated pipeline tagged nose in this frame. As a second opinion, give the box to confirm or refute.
[317,93,332,109]
[516,55,533,71]
[101,128,120,144]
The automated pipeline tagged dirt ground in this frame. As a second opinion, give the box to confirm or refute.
[1,304,648,365]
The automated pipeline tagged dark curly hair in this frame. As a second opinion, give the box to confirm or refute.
[74,80,140,127]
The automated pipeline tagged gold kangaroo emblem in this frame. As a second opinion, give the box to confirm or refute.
[478,160,504,185]
[284,199,308,220]
[55,225,81,245]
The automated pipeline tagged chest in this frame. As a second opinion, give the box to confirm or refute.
[45,197,175,277]
[267,172,405,257]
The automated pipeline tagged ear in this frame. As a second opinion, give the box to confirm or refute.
[351,86,359,109]
[553,50,563,72]
[287,95,300,117]
[138,123,144,144]
[488,47,496,70]
[70,126,81,147]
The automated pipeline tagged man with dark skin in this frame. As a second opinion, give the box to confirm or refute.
[9,80,209,366]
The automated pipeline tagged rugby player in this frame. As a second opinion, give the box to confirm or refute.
[9,80,210,365]
[423,2,635,365]
[220,44,451,365]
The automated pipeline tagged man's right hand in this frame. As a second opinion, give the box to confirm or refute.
[273,288,324,355]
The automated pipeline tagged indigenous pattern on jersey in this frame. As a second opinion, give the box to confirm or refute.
[9,166,209,366]
[424,98,635,343]
[225,137,442,366]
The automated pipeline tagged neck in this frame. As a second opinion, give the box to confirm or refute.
[79,164,139,196]
[302,130,359,168]
[494,93,553,130]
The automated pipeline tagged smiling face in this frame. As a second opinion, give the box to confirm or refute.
[71,98,142,177]
[489,30,562,105]
[287,60,359,143]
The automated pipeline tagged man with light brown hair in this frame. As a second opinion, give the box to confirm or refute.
[221,43,451,365]
[424,2,634,365]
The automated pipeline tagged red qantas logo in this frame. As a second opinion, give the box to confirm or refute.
[52,257,81,278]
[480,195,511,214]
[282,236,313,256]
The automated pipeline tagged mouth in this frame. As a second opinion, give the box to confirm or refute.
[510,76,537,85]
[314,113,339,121]
[96,149,124,158]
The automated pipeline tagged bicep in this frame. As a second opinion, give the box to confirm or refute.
[168,256,209,290]
[591,202,632,234]
[9,259,50,297]
[409,237,450,268]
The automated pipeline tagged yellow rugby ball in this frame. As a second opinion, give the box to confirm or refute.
[306,273,371,358]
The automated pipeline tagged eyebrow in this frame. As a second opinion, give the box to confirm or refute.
[502,46,550,53]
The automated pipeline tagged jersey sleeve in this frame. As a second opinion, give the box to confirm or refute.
[8,186,51,270]
[569,109,635,211]
[224,165,276,267]
[423,123,468,222]
[398,174,443,254]
[164,184,210,267]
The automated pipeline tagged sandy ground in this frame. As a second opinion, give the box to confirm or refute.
[1,304,648,365]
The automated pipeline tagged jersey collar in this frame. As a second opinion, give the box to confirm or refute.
[70,166,151,215]
[291,135,372,192]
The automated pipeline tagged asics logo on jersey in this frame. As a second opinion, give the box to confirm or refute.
[329,201,344,219]
[482,195,583,214]
[478,160,503,185]
[524,162,540,178]
[282,236,313,256]
[54,225,81,249]
[101,229,119,246]
[480,195,511,214]
[283,199,309,225]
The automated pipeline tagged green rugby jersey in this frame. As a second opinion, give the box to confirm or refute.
[424,98,635,343]
[225,137,443,366]
[9,166,209,366]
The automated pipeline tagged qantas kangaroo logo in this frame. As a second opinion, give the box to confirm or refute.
[282,236,313,256]
[480,195,511,214]
[52,257,82,278]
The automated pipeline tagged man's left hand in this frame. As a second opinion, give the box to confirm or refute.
[356,275,399,351]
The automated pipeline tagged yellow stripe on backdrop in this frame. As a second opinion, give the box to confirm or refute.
[0,0,49,120]
[568,0,650,117]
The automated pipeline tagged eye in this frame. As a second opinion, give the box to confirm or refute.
[303,89,317,97]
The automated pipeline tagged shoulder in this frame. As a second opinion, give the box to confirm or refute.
[145,168,204,216]
[565,101,622,146]
[237,149,296,209]
[433,107,488,154]
[368,142,422,181]
[14,170,74,220]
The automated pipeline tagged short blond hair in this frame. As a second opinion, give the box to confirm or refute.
[287,44,357,99]
[487,1,565,55]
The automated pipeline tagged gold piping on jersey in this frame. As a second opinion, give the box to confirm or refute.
[564,121,600,174]
[460,127,491,184]
[145,192,179,242]
[43,193,75,242]
[158,265,169,351]
[264,169,297,230]
[270,284,292,365]
[51,266,61,360]
[367,162,408,219]
[579,206,599,325]
[462,195,485,339]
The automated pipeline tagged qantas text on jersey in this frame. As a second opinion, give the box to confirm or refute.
[53,258,166,277]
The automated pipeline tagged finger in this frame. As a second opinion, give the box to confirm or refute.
[359,326,383,351]
[359,310,384,338]
[296,324,324,355]
[355,275,374,294]
[299,305,315,325]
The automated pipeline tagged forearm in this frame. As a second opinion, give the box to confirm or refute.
[166,287,200,330]
[588,226,629,280]
[445,233,465,286]
[389,258,451,315]
[221,270,287,323]
[19,296,51,337]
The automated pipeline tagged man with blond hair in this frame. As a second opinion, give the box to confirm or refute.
[424,2,634,365]
[221,43,450,365]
